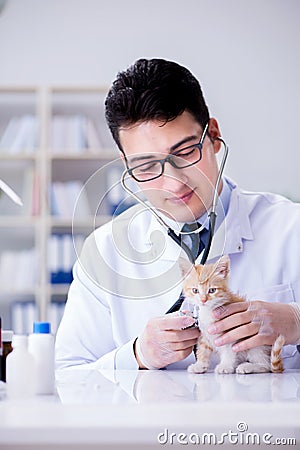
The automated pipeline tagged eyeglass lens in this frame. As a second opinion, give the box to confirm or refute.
[130,144,202,182]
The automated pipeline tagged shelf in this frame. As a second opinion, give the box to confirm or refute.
[0,288,39,298]
[49,215,110,228]
[0,153,37,160]
[47,284,70,296]
[0,216,39,226]
[0,85,122,331]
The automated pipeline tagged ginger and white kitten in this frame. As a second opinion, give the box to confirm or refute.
[180,255,285,374]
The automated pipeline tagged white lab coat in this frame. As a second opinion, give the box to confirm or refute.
[55,177,300,370]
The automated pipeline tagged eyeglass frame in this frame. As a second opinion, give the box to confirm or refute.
[123,122,209,183]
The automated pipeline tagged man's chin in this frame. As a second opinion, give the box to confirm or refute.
[157,205,204,224]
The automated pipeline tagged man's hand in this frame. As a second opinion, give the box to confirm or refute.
[207,301,300,352]
[134,313,200,369]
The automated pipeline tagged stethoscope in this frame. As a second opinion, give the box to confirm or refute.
[120,129,229,267]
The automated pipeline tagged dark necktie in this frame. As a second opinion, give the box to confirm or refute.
[180,222,207,262]
[166,223,209,313]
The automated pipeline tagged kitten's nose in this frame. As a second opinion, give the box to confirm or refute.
[201,296,207,304]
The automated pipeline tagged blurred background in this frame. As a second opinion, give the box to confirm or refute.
[0,0,299,331]
[0,0,299,199]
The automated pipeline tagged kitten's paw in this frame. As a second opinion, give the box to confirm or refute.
[188,363,208,374]
[236,363,254,374]
[236,363,269,374]
[215,364,235,374]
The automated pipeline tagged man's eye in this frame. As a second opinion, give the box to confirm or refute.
[176,147,197,158]
[139,162,157,172]
[132,161,159,176]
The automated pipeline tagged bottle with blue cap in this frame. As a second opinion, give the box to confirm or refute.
[28,322,55,395]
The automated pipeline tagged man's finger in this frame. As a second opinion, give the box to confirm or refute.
[212,301,248,319]
[156,314,195,331]
[214,322,258,347]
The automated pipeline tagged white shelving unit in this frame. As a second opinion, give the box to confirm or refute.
[0,86,122,332]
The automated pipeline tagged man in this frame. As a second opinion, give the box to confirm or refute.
[55,58,300,371]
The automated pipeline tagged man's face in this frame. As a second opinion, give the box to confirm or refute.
[119,111,221,223]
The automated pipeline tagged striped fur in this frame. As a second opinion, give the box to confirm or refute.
[271,334,285,373]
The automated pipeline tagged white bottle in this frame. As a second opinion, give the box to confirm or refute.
[6,335,36,398]
[28,322,55,395]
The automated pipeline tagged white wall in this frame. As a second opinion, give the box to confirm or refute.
[0,0,299,199]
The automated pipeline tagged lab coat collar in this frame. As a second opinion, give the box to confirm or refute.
[142,176,254,263]
[143,205,183,262]
[224,176,254,241]
[206,177,254,261]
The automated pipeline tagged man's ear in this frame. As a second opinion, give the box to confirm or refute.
[208,118,222,154]
[120,151,127,168]
[213,255,230,279]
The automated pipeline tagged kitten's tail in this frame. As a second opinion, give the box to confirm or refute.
[271,334,285,373]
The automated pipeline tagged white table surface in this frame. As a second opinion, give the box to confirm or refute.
[0,368,300,449]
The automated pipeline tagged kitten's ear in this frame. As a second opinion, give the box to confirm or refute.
[178,257,194,277]
[214,255,230,279]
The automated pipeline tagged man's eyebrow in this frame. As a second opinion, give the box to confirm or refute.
[128,154,156,164]
[170,135,198,151]
[127,135,198,164]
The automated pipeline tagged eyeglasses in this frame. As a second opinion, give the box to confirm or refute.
[125,123,209,183]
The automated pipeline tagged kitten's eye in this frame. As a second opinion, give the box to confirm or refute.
[208,288,217,294]
[192,288,199,294]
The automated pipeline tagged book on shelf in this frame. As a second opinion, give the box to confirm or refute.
[50,180,91,219]
[31,172,41,216]
[10,300,38,335]
[0,248,38,290]
[50,114,108,153]
[106,166,137,216]
[0,115,38,154]
[86,117,103,151]
[47,301,66,334]
[10,300,65,335]
[48,233,85,284]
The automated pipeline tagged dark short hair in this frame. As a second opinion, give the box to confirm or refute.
[105,58,210,153]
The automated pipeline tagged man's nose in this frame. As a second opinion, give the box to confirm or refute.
[161,163,188,188]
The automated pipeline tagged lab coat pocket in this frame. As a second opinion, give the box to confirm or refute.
[248,283,297,361]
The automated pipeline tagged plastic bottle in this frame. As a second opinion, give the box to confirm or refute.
[28,322,55,395]
[1,330,13,382]
[6,335,36,398]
